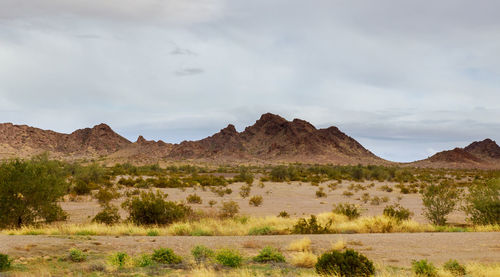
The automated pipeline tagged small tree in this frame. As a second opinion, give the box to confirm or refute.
[122,190,191,225]
[421,183,460,225]
[219,201,240,218]
[463,179,500,225]
[0,156,69,228]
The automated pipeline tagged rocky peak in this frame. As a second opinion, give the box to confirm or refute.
[464,138,500,159]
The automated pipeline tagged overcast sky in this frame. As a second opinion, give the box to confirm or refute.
[1,0,499,162]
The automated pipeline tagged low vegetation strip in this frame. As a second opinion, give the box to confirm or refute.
[3,213,498,236]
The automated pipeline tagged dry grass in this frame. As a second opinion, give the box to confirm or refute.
[330,238,346,251]
[290,252,317,268]
[2,213,498,236]
[288,237,312,252]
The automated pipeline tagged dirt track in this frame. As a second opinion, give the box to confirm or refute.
[1,232,499,267]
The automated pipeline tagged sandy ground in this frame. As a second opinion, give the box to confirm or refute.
[1,232,499,267]
[61,181,467,224]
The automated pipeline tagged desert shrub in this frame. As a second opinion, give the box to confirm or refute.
[383,204,412,221]
[361,193,370,203]
[278,211,290,218]
[208,200,217,207]
[134,254,154,267]
[342,191,354,197]
[69,248,87,262]
[380,185,393,192]
[288,237,311,252]
[151,248,182,264]
[122,190,191,225]
[316,187,327,198]
[109,252,130,268]
[370,196,381,205]
[463,179,499,225]
[215,249,243,268]
[291,252,317,268]
[333,203,361,220]
[95,187,120,205]
[315,249,375,277]
[0,155,69,228]
[249,195,263,207]
[421,183,460,225]
[186,194,202,204]
[191,245,214,263]
[0,253,11,271]
[443,259,466,276]
[253,246,285,263]
[292,215,332,234]
[239,185,251,198]
[219,201,240,218]
[147,229,159,236]
[248,226,274,235]
[234,167,254,185]
[412,259,437,277]
[92,204,121,225]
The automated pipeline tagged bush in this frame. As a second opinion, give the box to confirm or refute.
[68,248,87,262]
[0,156,69,228]
[315,249,375,277]
[278,211,290,218]
[122,191,191,225]
[253,246,285,263]
[333,203,361,220]
[288,237,311,252]
[186,194,202,204]
[109,252,130,268]
[383,204,412,221]
[219,201,240,218]
[0,253,11,271]
[134,254,154,267]
[463,179,499,225]
[95,187,119,205]
[215,248,243,268]
[443,259,466,276]
[239,185,251,198]
[151,248,182,264]
[412,259,437,277]
[191,245,214,263]
[421,183,460,225]
[208,200,217,207]
[248,226,274,235]
[249,195,263,207]
[92,204,121,225]
[292,215,332,234]
[316,187,327,198]
[291,252,317,268]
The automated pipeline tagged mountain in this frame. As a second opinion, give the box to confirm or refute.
[0,123,131,159]
[410,139,500,169]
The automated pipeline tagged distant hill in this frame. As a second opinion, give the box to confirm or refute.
[1,114,499,168]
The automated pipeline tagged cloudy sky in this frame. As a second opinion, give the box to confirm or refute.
[1,0,499,162]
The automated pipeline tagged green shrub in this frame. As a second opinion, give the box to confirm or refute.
[208,200,217,207]
[186,194,202,204]
[315,249,375,277]
[333,203,361,220]
[219,201,240,218]
[109,252,130,268]
[191,245,214,263]
[151,248,182,264]
[122,190,191,225]
[463,179,499,225]
[239,185,252,198]
[443,259,466,276]
[383,204,412,221]
[248,226,274,235]
[215,248,243,268]
[92,204,121,225]
[0,253,11,271]
[69,248,87,262]
[421,183,460,225]
[146,229,159,236]
[253,246,285,263]
[95,187,119,205]
[134,254,154,267]
[316,187,327,198]
[412,259,437,277]
[278,211,290,218]
[292,215,332,234]
[249,195,263,207]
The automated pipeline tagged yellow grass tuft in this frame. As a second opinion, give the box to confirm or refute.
[290,251,317,268]
[330,238,346,251]
[288,237,312,252]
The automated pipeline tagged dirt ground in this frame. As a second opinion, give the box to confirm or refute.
[1,232,499,267]
[61,180,467,224]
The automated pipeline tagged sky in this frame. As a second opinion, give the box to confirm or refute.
[0,0,499,162]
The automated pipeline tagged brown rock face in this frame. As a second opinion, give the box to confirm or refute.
[464,138,500,161]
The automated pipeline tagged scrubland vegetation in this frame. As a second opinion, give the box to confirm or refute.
[0,155,499,276]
